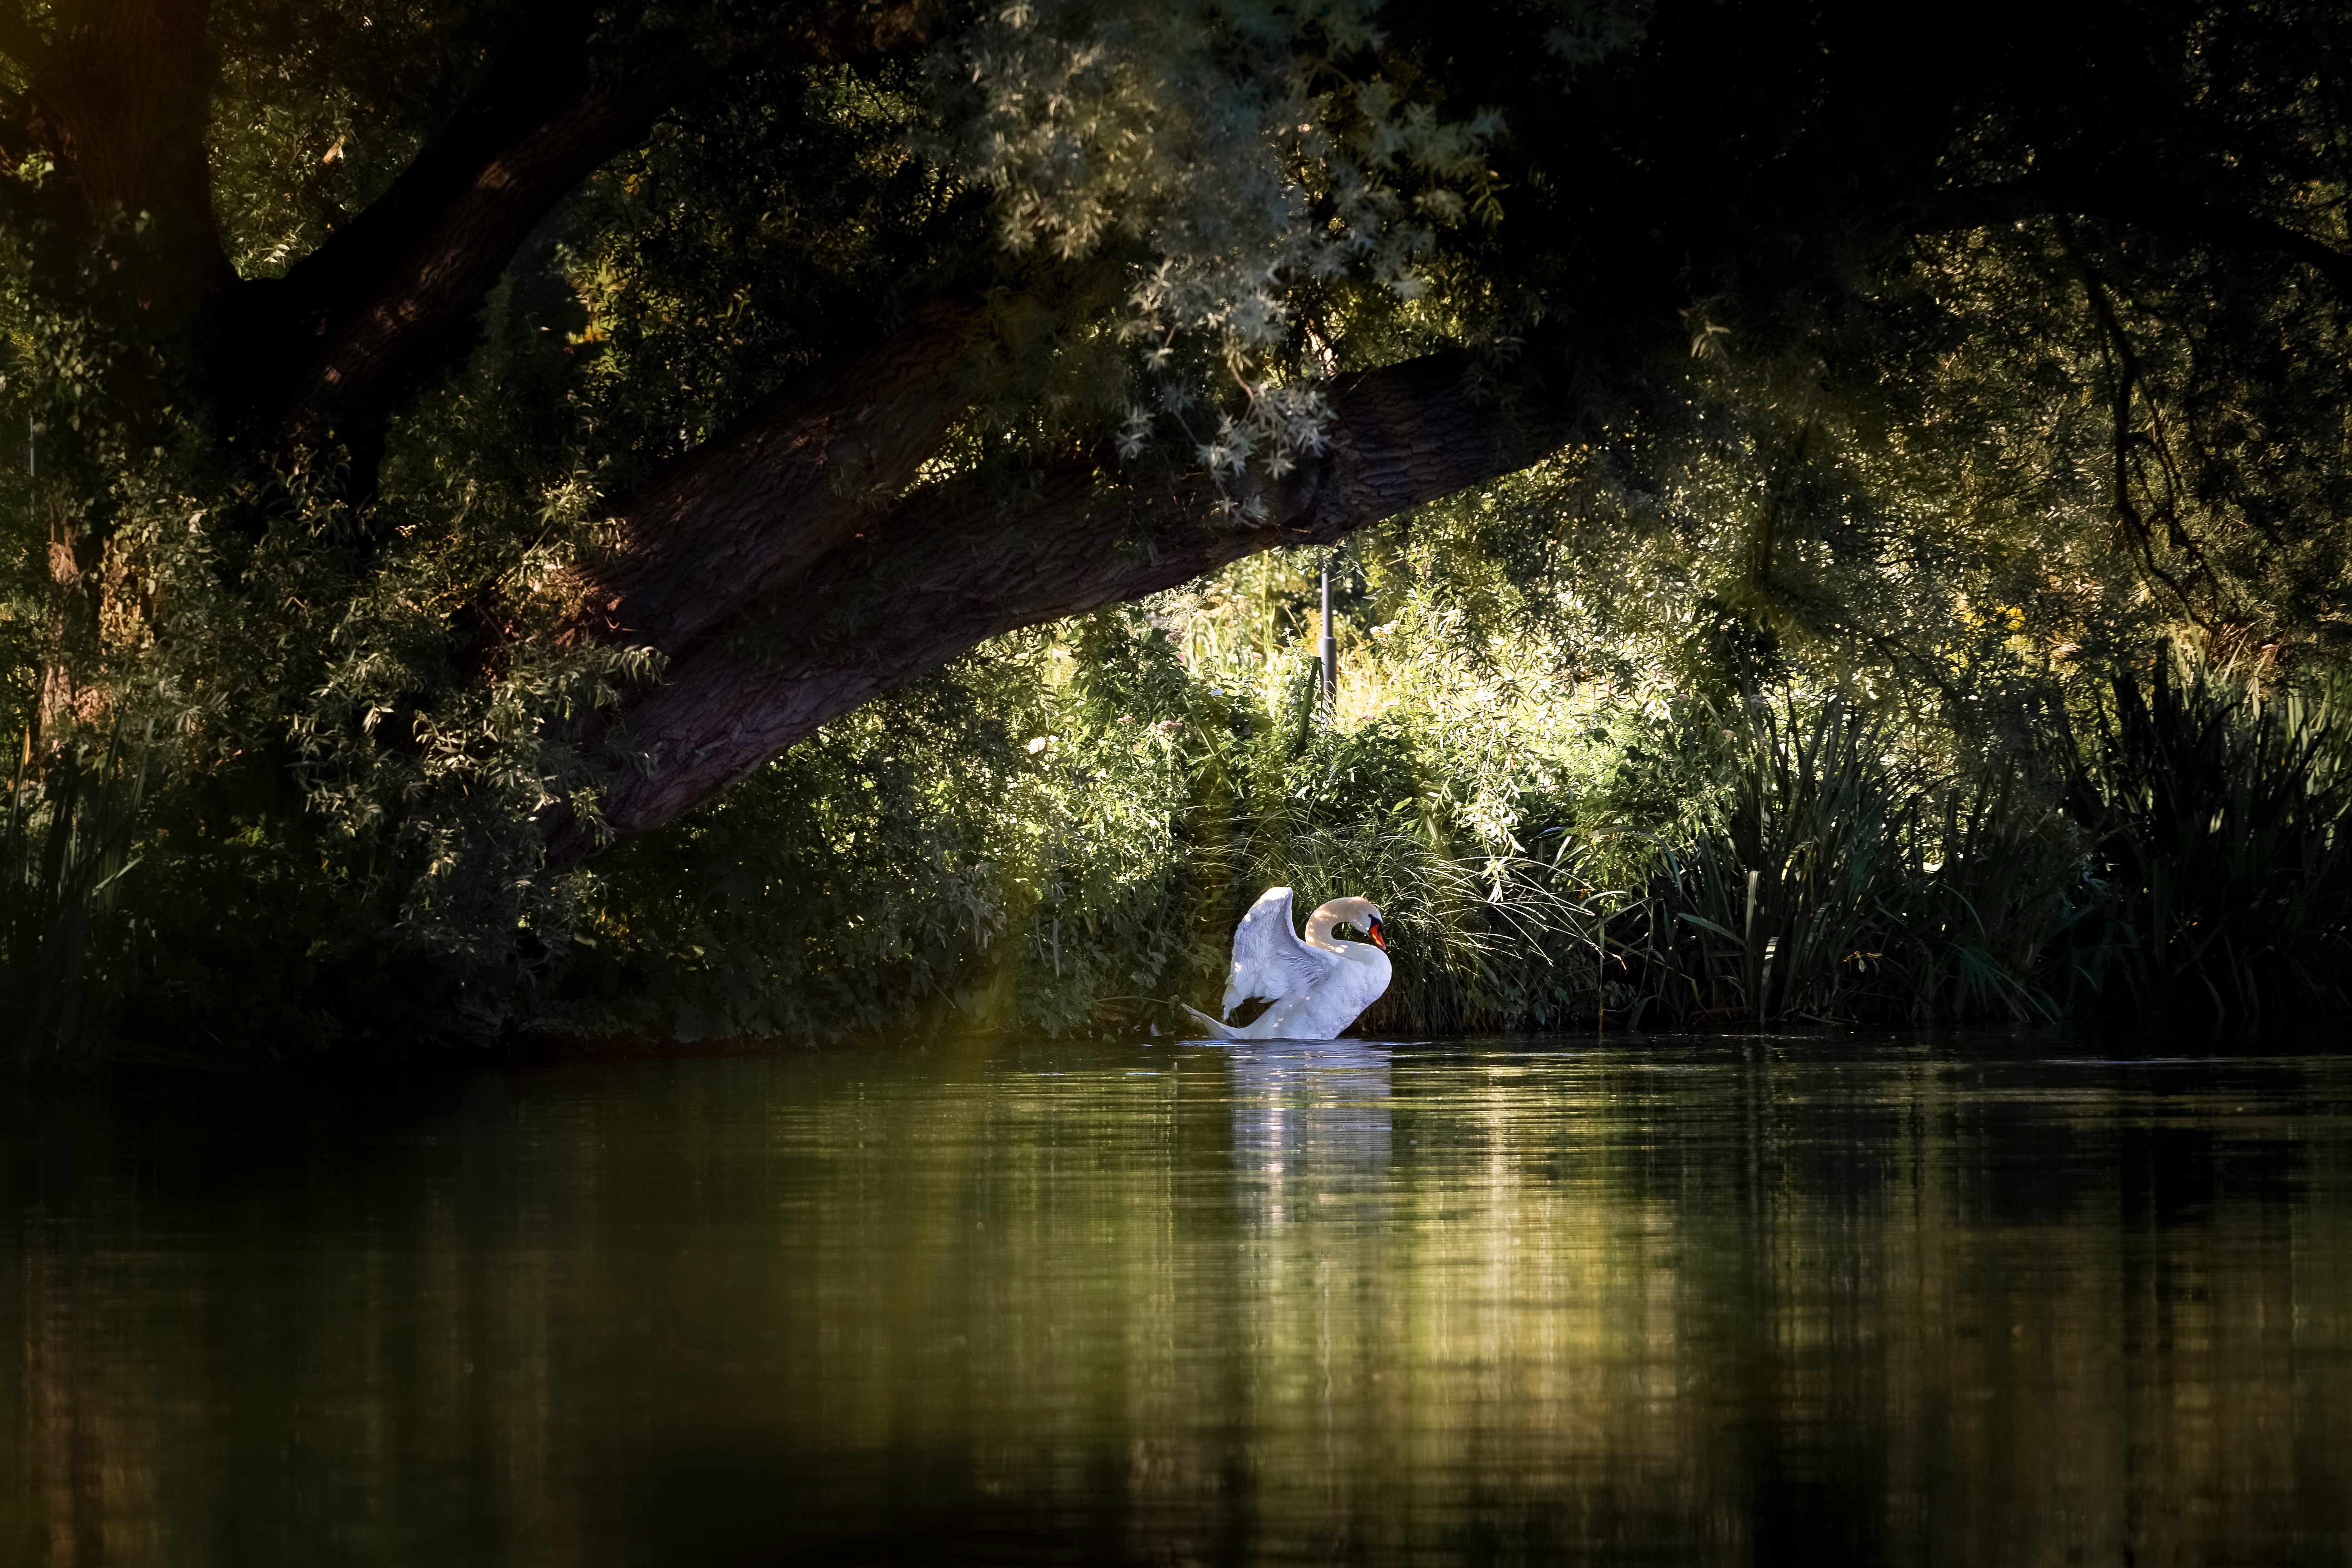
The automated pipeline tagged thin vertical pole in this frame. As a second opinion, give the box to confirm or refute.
[24,416,34,753]
[1319,550,1337,710]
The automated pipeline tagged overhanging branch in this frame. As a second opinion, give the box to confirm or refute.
[568,301,983,663]
[236,1,941,449]
[554,345,1573,856]
[1921,170,2352,297]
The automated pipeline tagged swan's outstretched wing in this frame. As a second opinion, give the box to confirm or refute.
[1223,886,1340,1015]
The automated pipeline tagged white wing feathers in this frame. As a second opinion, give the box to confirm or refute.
[1178,1002,1238,1039]
[1222,886,1339,1016]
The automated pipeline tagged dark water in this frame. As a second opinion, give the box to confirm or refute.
[3,1035,2350,1567]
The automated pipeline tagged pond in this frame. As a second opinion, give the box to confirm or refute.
[1,1035,2348,1566]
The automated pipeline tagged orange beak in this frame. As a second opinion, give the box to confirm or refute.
[1369,918,1385,950]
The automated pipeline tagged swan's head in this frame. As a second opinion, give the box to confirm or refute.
[1329,896,1386,949]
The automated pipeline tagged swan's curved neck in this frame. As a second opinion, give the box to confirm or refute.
[1303,906,1350,950]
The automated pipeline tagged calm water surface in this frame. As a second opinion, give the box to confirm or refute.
[3,1035,2350,1566]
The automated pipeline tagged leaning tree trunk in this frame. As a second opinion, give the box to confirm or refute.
[547,337,1571,858]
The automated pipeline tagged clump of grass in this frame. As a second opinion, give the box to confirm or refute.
[2063,659,2352,1024]
[1619,696,2083,1027]
[1896,776,2098,1024]
[0,723,149,1061]
[1634,700,1902,1025]
[1616,662,2352,1032]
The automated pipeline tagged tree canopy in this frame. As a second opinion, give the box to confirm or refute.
[3,0,2351,1044]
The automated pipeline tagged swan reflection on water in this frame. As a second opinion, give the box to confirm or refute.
[1218,1038,1396,1225]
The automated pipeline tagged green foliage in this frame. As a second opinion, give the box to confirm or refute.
[1619,663,2352,1034]
[2064,660,2352,1023]
[544,519,2352,1045]
[3,1,2351,1053]
[1626,697,2086,1028]
[0,0,1536,1037]
[0,724,147,1060]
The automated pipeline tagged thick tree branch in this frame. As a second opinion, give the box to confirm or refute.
[2062,224,2223,630]
[240,1,940,449]
[554,348,1569,858]
[566,302,981,662]
[1921,170,2352,296]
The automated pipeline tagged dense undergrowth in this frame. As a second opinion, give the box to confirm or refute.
[10,562,2352,1058]
[519,599,2352,1045]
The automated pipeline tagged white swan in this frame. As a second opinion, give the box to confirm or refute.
[1181,886,1392,1039]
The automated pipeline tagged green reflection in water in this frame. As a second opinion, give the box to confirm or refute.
[0,1038,2348,1566]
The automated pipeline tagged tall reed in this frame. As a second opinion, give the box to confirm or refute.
[1896,776,2094,1024]
[2063,661,2352,1024]
[1630,700,1901,1024]
[1624,696,2079,1027]
[0,723,150,1061]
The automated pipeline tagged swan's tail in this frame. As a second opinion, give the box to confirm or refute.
[1177,1002,1238,1039]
